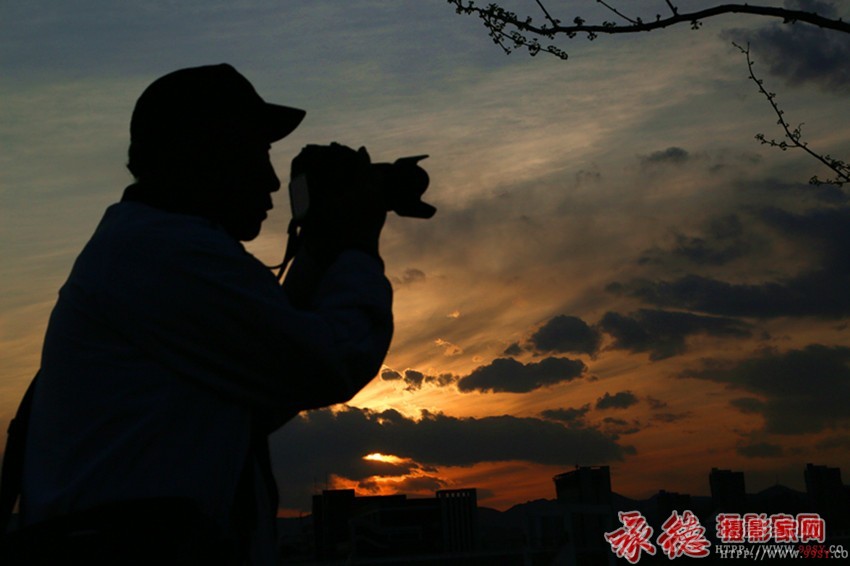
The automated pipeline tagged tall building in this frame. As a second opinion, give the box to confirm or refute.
[554,465,613,506]
[709,468,746,512]
[311,488,478,562]
[437,488,477,553]
[804,463,849,537]
[553,466,615,566]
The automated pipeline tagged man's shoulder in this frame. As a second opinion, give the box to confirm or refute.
[97,201,241,254]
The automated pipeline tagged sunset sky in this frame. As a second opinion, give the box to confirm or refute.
[2,1,849,516]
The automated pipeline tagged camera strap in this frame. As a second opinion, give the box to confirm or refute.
[273,218,303,283]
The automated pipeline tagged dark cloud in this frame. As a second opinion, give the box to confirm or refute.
[401,369,425,390]
[737,442,785,459]
[457,356,586,394]
[640,147,691,167]
[390,268,426,286]
[540,404,591,425]
[650,412,693,424]
[503,342,524,356]
[381,368,457,391]
[815,435,850,451]
[270,406,631,509]
[610,206,850,319]
[596,391,639,410]
[742,178,850,205]
[683,344,850,435]
[598,309,752,360]
[381,369,402,381]
[639,215,749,267]
[425,373,457,387]
[723,1,850,93]
[730,397,767,415]
[601,417,641,436]
[529,315,602,356]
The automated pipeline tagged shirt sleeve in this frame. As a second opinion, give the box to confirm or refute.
[87,207,393,421]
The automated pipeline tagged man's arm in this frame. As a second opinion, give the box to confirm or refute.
[92,205,392,422]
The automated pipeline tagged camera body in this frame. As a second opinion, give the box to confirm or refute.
[288,143,435,222]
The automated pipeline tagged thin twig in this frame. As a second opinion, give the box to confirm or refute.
[734,42,849,186]
[596,0,638,25]
[535,0,558,26]
[449,1,850,37]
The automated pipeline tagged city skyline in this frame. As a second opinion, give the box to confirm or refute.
[286,462,848,563]
[3,0,850,517]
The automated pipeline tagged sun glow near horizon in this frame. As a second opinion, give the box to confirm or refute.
[362,452,406,464]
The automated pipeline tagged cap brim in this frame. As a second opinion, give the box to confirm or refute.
[263,104,306,142]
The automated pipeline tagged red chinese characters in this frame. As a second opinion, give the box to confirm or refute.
[605,511,657,564]
[771,513,798,543]
[798,514,826,543]
[657,510,711,559]
[715,513,745,543]
[744,513,772,543]
[715,512,826,544]
[608,510,827,562]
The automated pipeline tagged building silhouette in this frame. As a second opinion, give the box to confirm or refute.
[709,467,746,512]
[553,466,615,566]
[284,462,849,563]
[805,463,850,538]
[311,488,478,563]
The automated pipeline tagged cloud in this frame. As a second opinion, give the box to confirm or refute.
[503,342,524,356]
[610,206,850,319]
[650,412,693,424]
[607,206,850,318]
[270,405,631,509]
[815,435,850,451]
[598,309,752,360]
[540,404,591,425]
[729,397,767,415]
[639,214,749,267]
[682,344,850,435]
[390,268,426,286]
[737,442,785,459]
[595,391,639,410]
[457,356,587,393]
[529,315,602,356]
[381,368,456,391]
[639,146,692,167]
[601,417,641,436]
[742,178,850,206]
[357,474,448,495]
[723,1,850,93]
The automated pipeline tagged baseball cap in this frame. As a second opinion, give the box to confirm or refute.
[130,64,305,146]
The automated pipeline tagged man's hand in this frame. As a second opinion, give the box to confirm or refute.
[296,144,388,263]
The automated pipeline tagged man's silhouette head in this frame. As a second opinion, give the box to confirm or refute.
[127,64,305,240]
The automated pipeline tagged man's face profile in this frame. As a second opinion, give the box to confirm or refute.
[207,142,281,242]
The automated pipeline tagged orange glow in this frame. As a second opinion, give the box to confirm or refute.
[363,452,405,464]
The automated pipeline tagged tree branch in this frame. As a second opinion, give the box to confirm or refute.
[449,2,850,45]
[734,42,849,187]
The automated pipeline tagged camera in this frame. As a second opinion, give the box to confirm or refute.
[288,143,436,222]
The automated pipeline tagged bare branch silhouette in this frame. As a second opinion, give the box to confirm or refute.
[734,42,849,187]
[448,1,850,58]
[449,1,849,187]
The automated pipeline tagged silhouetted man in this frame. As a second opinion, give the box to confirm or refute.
[15,64,393,564]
